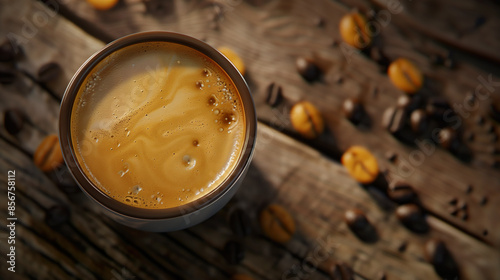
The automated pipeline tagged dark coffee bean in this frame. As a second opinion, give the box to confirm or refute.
[229,208,251,237]
[265,83,283,107]
[344,208,378,242]
[382,107,405,134]
[342,98,364,124]
[295,57,321,82]
[388,182,416,204]
[37,62,62,83]
[223,240,244,265]
[45,205,70,227]
[329,262,353,280]
[410,109,427,134]
[0,39,21,62]
[395,204,428,233]
[438,128,460,152]
[424,239,459,279]
[4,109,25,135]
[0,64,16,84]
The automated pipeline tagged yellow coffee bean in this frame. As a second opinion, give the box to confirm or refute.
[290,101,324,139]
[341,146,379,184]
[218,47,246,75]
[259,204,296,244]
[34,134,64,172]
[87,0,119,11]
[339,12,372,49]
[388,58,424,94]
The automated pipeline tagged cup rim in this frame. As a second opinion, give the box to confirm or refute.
[59,31,256,220]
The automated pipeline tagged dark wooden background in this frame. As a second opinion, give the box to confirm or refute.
[1,0,500,279]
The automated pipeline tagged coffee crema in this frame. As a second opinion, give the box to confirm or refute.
[71,42,246,209]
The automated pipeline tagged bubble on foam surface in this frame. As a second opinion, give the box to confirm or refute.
[130,185,142,195]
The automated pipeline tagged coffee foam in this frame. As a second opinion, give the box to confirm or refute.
[71,42,246,209]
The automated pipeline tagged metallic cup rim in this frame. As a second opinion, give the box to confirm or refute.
[59,31,256,220]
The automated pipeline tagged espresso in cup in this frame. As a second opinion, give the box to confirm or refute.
[60,32,256,231]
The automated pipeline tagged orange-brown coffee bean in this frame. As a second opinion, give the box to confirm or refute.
[87,0,119,10]
[259,204,296,244]
[341,146,379,184]
[290,101,324,139]
[339,12,372,49]
[218,47,246,75]
[388,58,423,94]
[34,134,64,172]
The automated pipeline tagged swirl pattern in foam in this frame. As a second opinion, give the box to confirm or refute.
[71,42,246,209]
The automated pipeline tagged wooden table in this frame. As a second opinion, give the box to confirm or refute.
[1,0,500,279]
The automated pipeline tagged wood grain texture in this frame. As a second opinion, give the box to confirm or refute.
[0,0,499,279]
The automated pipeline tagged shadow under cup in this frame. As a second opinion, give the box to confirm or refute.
[59,32,256,232]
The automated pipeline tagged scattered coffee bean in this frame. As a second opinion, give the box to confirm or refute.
[34,134,64,172]
[342,98,364,124]
[223,240,245,265]
[295,57,321,82]
[232,274,254,280]
[480,196,488,206]
[87,0,119,10]
[3,109,25,135]
[382,106,405,134]
[45,205,70,227]
[290,101,324,139]
[0,64,16,84]
[218,47,245,75]
[0,39,21,62]
[424,239,459,279]
[344,208,378,242]
[37,62,62,83]
[438,128,460,152]
[385,151,397,162]
[265,82,283,107]
[341,146,379,184]
[388,182,416,204]
[410,109,427,134]
[259,204,296,243]
[388,58,423,94]
[395,204,428,233]
[229,207,252,237]
[339,12,371,49]
[329,262,354,280]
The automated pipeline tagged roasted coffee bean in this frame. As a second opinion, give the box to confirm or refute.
[34,134,64,172]
[290,101,324,139]
[4,109,25,135]
[259,204,296,243]
[339,12,371,49]
[87,0,119,10]
[424,239,459,279]
[0,64,16,84]
[329,262,354,280]
[388,182,416,204]
[438,128,460,152]
[45,205,70,227]
[344,208,378,242]
[341,146,379,184]
[395,204,428,233]
[232,274,255,280]
[382,106,405,134]
[218,47,246,75]
[0,39,21,62]
[410,109,427,134]
[223,240,245,265]
[388,58,423,94]
[37,62,62,83]
[229,208,252,237]
[342,98,364,124]
[295,57,321,82]
[265,83,283,107]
